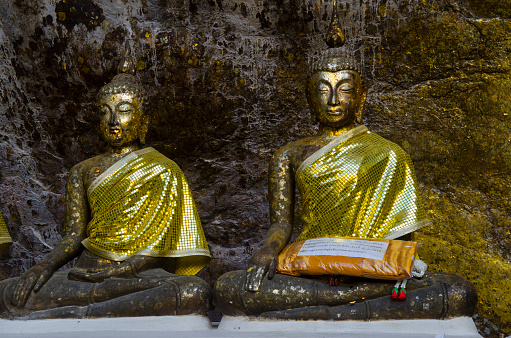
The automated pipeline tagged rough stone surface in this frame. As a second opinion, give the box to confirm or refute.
[0,0,509,335]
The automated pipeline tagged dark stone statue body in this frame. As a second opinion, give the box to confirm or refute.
[0,74,211,319]
[214,60,477,320]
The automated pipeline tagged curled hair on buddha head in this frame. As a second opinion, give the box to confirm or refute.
[308,49,366,89]
[97,51,149,114]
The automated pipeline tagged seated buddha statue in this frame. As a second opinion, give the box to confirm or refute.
[214,47,477,320]
[0,60,211,319]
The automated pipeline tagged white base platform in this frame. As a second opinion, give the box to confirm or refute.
[0,315,482,338]
[218,316,482,337]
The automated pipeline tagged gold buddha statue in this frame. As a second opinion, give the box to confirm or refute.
[214,8,476,319]
[0,59,211,319]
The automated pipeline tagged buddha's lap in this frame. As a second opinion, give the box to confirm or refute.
[214,269,475,316]
[0,268,198,313]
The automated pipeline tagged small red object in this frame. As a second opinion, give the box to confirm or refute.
[391,287,399,300]
[398,288,407,301]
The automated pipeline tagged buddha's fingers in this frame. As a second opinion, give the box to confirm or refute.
[68,268,95,282]
[12,279,25,306]
[244,266,256,291]
[12,281,22,306]
[82,271,110,282]
[33,270,52,292]
[245,266,265,292]
[68,269,105,283]
[13,276,36,307]
[267,258,277,279]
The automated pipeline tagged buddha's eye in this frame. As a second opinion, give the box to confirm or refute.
[117,103,134,114]
[316,83,330,93]
[338,82,354,92]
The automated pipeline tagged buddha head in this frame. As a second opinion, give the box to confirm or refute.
[306,49,367,128]
[97,72,149,147]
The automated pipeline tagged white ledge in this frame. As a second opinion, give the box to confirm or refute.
[0,315,482,338]
[1,315,212,335]
[217,316,482,337]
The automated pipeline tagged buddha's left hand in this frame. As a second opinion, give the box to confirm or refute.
[67,256,163,282]
[68,263,135,283]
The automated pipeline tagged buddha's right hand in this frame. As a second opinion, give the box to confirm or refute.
[12,264,54,307]
[244,248,278,292]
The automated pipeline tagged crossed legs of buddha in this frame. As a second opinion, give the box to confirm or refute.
[0,269,211,319]
[214,271,476,320]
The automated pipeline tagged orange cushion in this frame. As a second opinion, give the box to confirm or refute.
[277,237,417,280]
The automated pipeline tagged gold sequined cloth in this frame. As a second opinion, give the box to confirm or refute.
[296,125,430,241]
[0,212,12,252]
[82,148,210,275]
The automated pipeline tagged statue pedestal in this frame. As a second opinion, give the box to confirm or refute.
[1,315,213,337]
[1,315,481,337]
[217,316,482,338]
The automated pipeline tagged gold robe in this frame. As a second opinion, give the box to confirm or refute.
[0,212,12,252]
[82,147,210,275]
[296,125,430,242]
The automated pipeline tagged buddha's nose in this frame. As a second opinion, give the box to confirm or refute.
[109,111,119,125]
[330,91,340,106]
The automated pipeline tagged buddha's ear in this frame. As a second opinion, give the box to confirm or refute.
[355,88,367,124]
[139,115,150,145]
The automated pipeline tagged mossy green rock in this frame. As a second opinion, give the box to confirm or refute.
[365,5,511,334]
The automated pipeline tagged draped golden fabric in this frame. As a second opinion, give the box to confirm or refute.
[0,212,12,252]
[296,125,429,242]
[82,148,210,275]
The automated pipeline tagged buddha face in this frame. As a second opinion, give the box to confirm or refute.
[98,93,146,148]
[308,70,366,127]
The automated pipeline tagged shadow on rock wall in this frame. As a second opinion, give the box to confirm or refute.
[0,0,509,335]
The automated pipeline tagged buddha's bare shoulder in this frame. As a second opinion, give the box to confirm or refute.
[66,154,118,189]
[271,136,325,169]
[69,154,111,174]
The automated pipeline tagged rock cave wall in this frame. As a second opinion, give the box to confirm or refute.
[0,0,509,335]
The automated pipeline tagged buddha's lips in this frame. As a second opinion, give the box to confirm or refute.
[110,127,120,134]
[326,109,343,116]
